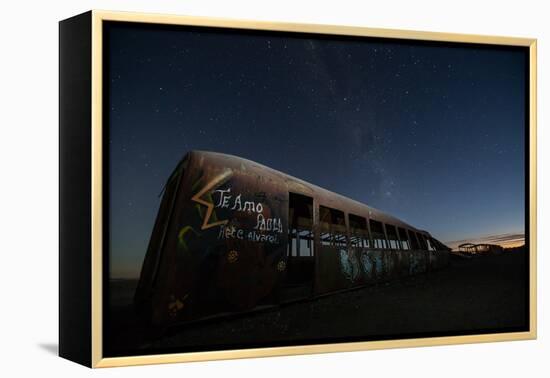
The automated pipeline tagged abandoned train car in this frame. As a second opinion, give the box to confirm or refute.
[134,150,451,327]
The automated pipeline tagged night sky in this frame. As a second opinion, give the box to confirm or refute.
[107,23,526,279]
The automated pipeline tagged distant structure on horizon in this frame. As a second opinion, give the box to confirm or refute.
[458,243,504,255]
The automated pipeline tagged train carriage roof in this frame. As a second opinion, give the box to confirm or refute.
[181,150,434,237]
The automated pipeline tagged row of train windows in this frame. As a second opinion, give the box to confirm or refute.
[317,205,438,251]
[288,193,443,257]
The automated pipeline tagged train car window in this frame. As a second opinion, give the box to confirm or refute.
[416,232,428,250]
[422,235,430,251]
[349,214,370,248]
[426,238,437,251]
[398,227,410,250]
[369,219,387,249]
[319,206,347,247]
[385,224,400,249]
[408,229,420,250]
[288,193,314,257]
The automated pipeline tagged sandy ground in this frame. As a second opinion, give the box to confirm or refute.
[106,248,528,356]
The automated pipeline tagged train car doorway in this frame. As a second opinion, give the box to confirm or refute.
[281,192,315,302]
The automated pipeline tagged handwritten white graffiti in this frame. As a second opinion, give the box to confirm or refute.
[217,224,280,244]
[213,187,283,244]
[213,188,263,214]
[255,214,283,233]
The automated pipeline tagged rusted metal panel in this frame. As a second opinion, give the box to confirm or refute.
[316,246,364,294]
[142,151,288,326]
[314,247,448,296]
[409,250,428,275]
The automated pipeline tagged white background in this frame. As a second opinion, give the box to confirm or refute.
[0,0,547,376]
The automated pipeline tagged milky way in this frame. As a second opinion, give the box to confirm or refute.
[105,22,527,278]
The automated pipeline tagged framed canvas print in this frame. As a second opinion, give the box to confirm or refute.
[59,10,537,368]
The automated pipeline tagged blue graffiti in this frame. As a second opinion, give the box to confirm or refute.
[360,251,384,278]
[339,249,360,282]
[360,252,373,276]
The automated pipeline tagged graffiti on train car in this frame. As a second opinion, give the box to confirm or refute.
[190,170,233,231]
[217,224,282,244]
[186,169,285,246]
[213,186,284,245]
[360,251,384,279]
[175,170,282,254]
[339,249,361,282]
[338,249,408,283]
[213,188,265,214]
[367,250,385,279]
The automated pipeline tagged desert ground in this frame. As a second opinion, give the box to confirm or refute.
[106,247,528,356]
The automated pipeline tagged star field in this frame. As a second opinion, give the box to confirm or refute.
[106,23,526,279]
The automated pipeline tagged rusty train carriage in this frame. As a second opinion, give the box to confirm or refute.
[134,151,451,327]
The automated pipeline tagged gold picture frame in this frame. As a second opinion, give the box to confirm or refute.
[59,9,537,368]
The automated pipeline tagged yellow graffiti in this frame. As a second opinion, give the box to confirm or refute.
[191,170,232,230]
[194,192,220,222]
[178,225,200,251]
[168,294,189,317]
[227,250,239,263]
